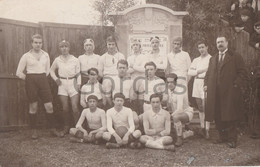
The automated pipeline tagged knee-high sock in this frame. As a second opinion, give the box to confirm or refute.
[205,121,210,131]
[174,121,182,137]
[145,140,164,149]
[63,111,70,127]
[199,112,205,128]
[46,113,55,129]
[29,113,37,129]
[73,112,80,126]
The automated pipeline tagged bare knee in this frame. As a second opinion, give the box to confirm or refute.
[139,135,148,144]
[102,132,111,141]
[29,102,38,114]
[44,102,53,114]
[162,136,173,145]
[95,131,104,139]
[172,115,179,123]
[132,130,142,139]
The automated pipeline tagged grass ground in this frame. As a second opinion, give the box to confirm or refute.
[0,129,259,167]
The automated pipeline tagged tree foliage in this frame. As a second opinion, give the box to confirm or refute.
[147,0,231,58]
[93,0,137,26]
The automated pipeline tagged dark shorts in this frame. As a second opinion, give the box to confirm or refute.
[25,73,53,103]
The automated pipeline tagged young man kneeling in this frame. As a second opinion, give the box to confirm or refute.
[69,95,106,144]
[139,93,175,151]
[103,93,142,149]
[166,73,194,147]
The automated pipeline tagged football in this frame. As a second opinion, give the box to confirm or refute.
[115,126,128,138]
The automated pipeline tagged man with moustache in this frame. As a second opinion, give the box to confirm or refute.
[204,35,247,148]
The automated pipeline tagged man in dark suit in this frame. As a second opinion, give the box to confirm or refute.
[204,35,247,148]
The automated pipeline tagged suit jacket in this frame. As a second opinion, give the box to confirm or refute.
[204,50,247,122]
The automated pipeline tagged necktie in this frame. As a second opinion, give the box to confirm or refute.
[219,53,224,63]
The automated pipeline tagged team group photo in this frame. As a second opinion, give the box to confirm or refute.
[0,0,260,166]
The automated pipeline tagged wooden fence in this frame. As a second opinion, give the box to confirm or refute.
[0,17,259,131]
[0,18,114,131]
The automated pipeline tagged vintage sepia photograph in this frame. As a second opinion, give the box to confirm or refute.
[0,0,259,166]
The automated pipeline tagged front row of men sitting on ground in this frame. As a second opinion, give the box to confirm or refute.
[69,71,192,152]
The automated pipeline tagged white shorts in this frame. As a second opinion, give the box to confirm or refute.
[58,79,79,97]
[192,79,205,99]
[172,107,194,122]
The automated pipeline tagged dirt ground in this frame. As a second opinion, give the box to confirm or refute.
[0,129,259,167]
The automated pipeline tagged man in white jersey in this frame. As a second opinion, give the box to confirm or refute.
[50,40,81,136]
[139,61,167,112]
[103,93,142,149]
[167,37,191,97]
[127,39,145,80]
[16,34,59,139]
[69,95,106,144]
[127,39,148,114]
[98,36,125,110]
[80,68,104,109]
[104,60,140,132]
[78,38,100,85]
[139,93,175,151]
[166,73,194,147]
[147,36,167,81]
[188,41,211,139]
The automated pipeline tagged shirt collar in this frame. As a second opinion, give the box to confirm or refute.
[87,80,98,85]
[152,109,163,117]
[219,49,228,55]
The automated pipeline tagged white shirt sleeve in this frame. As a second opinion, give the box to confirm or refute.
[106,109,116,135]
[50,58,58,81]
[188,58,198,76]
[16,54,27,80]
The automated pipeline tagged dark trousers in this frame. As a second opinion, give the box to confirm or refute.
[215,86,238,142]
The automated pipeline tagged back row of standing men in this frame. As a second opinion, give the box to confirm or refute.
[16,33,246,150]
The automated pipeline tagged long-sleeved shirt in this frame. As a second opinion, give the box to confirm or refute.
[139,76,166,101]
[80,81,103,108]
[127,53,146,79]
[143,108,171,136]
[188,54,212,78]
[167,88,192,114]
[98,52,125,77]
[50,55,81,85]
[78,53,100,75]
[167,50,191,77]
[16,49,50,79]
[104,75,134,99]
[147,52,167,70]
[76,108,106,131]
[106,107,135,135]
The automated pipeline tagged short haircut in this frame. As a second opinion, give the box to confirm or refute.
[150,36,160,42]
[166,73,178,82]
[150,93,163,102]
[172,36,182,45]
[197,40,208,47]
[87,67,99,75]
[144,61,157,69]
[87,95,98,102]
[31,34,43,43]
[106,36,116,43]
[217,35,228,41]
[117,59,128,68]
[113,93,125,100]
